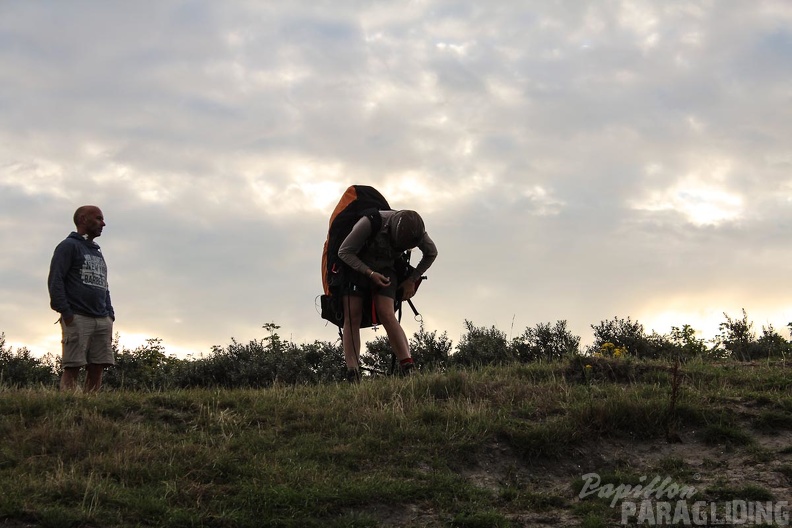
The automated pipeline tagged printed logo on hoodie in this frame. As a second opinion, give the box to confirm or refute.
[80,254,108,289]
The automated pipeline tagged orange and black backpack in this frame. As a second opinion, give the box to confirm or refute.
[320,185,419,329]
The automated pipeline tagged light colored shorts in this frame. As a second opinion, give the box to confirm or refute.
[61,314,115,368]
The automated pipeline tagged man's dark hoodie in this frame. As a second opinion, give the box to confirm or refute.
[48,232,114,321]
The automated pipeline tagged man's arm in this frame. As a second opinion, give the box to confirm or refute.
[105,289,115,321]
[398,232,437,300]
[410,232,438,279]
[47,241,74,321]
[337,216,375,275]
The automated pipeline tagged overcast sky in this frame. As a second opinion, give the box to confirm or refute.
[2,1,792,358]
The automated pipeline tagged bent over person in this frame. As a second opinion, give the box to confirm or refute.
[338,209,438,381]
[48,205,115,391]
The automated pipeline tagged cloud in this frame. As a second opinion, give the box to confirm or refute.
[2,1,792,358]
[631,159,745,226]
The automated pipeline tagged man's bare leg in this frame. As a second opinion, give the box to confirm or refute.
[85,364,105,392]
[60,367,81,391]
[374,295,410,361]
[342,295,364,370]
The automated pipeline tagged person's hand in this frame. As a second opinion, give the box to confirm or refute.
[64,315,75,326]
[370,271,391,288]
[399,279,417,300]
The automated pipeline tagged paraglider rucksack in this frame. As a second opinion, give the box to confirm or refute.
[320,185,418,328]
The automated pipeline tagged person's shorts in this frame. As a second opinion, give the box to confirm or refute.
[342,267,397,299]
[61,314,115,368]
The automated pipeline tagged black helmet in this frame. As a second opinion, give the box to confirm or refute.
[390,210,425,250]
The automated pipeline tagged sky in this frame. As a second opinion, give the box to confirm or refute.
[2,1,792,359]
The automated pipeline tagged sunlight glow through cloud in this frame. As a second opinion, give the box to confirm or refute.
[523,185,565,216]
[635,185,743,226]
[97,165,181,204]
[2,159,69,198]
[384,172,496,214]
[435,41,475,56]
[243,159,351,215]
[632,162,744,226]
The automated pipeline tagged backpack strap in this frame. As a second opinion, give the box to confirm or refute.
[361,208,384,245]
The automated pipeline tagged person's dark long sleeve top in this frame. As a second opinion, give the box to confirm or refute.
[338,210,438,279]
[48,232,114,320]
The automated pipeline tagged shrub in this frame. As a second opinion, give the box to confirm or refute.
[410,327,452,371]
[588,317,709,360]
[590,317,655,359]
[360,334,395,375]
[452,320,513,367]
[668,324,709,358]
[345,327,453,375]
[713,310,790,360]
[164,338,274,389]
[299,340,346,382]
[716,309,756,360]
[512,320,580,362]
[754,324,790,360]
[0,333,56,387]
[169,330,349,388]
[104,338,179,390]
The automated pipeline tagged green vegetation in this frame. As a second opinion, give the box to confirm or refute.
[2,309,790,390]
[0,310,790,526]
[0,359,790,526]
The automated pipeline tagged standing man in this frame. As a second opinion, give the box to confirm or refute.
[48,205,115,391]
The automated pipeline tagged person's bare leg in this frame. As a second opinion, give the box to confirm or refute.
[60,367,81,391]
[374,295,410,361]
[342,295,364,370]
[85,364,105,392]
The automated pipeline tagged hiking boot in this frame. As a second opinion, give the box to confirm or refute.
[346,369,361,384]
[399,361,415,377]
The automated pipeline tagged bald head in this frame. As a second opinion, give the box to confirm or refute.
[73,205,106,240]
[73,206,99,226]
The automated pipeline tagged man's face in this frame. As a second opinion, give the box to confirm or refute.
[80,208,106,239]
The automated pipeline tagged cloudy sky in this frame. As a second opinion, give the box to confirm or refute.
[2,1,792,358]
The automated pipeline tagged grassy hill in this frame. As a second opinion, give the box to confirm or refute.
[1,358,791,527]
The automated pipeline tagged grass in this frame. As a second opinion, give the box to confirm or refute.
[1,359,791,527]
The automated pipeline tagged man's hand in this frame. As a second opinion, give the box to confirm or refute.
[370,271,391,288]
[399,279,417,300]
[63,314,75,326]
